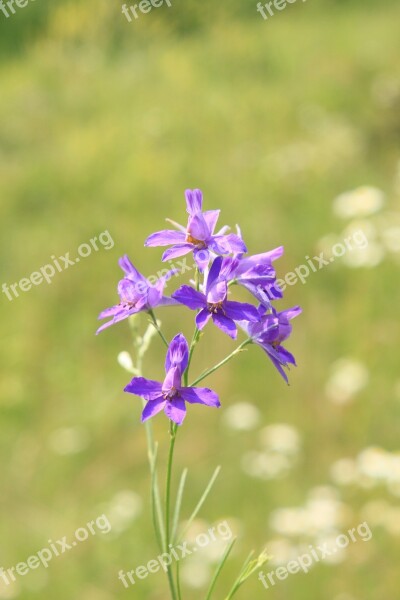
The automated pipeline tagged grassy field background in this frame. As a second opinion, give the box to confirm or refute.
[1,1,400,598]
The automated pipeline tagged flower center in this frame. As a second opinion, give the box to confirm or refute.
[163,387,179,400]
[271,337,283,349]
[186,233,206,248]
[120,298,137,309]
[207,301,225,314]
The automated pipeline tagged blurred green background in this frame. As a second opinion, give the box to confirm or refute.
[1,0,400,598]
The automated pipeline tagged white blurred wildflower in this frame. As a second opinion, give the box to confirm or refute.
[381,225,400,254]
[0,580,20,598]
[241,451,291,480]
[357,447,393,480]
[330,458,358,486]
[325,358,369,404]
[333,187,385,219]
[316,534,347,564]
[342,241,385,268]
[108,490,142,534]
[340,220,384,268]
[270,487,347,538]
[269,507,310,537]
[180,561,211,589]
[223,402,261,431]
[266,538,299,566]
[260,423,301,455]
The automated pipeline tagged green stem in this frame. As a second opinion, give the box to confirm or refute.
[133,337,165,553]
[190,339,252,387]
[184,327,200,386]
[194,267,200,291]
[148,309,169,348]
[176,560,182,600]
[165,420,178,600]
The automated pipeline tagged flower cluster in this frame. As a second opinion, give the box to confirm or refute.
[97,189,301,424]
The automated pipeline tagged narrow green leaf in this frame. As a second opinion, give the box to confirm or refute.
[224,549,270,600]
[176,559,182,600]
[205,537,237,600]
[171,468,188,545]
[178,466,221,543]
[149,440,166,552]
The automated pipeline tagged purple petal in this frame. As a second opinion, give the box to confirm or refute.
[263,342,296,369]
[224,300,260,322]
[158,296,180,307]
[96,306,139,334]
[255,314,280,339]
[187,213,210,241]
[267,281,284,300]
[118,255,146,283]
[165,399,187,425]
[219,256,239,281]
[212,313,237,339]
[236,263,276,284]
[209,234,247,255]
[185,189,203,215]
[147,285,163,308]
[162,366,182,391]
[142,397,167,422]
[266,353,290,384]
[172,286,206,310]
[98,305,122,320]
[203,210,220,235]
[275,345,297,366]
[207,281,227,304]
[124,377,163,399]
[193,248,210,272]
[162,244,193,261]
[145,230,186,247]
[208,237,230,255]
[118,278,143,303]
[180,387,221,407]
[206,256,223,293]
[222,233,248,254]
[148,269,179,304]
[280,306,302,321]
[196,308,212,330]
[239,282,276,307]
[239,248,284,271]
[165,333,189,373]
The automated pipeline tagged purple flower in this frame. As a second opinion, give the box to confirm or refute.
[172,256,260,339]
[124,333,220,425]
[221,235,285,307]
[96,255,177,334]
[240,306,302,383]
[144,189,247,271]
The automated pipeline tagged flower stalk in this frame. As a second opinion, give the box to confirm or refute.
[98,188,300,599]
